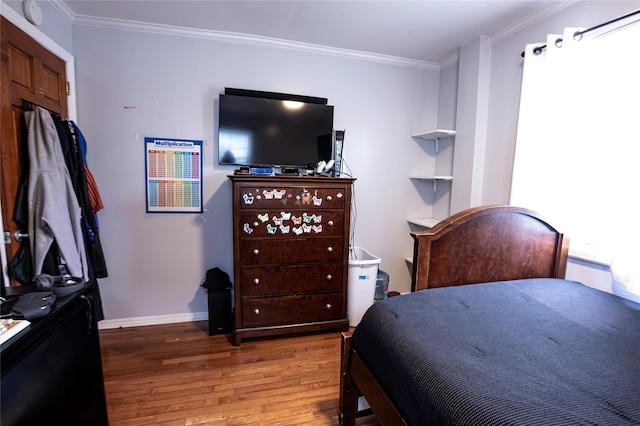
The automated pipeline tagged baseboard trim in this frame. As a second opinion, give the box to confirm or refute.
[98,312,209,330]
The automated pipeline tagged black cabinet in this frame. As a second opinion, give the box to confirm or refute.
[1,285,109,426]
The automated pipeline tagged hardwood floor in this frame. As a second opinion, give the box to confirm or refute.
[100,321,379,425]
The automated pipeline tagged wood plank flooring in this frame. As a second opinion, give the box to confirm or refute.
[100,321,379,425]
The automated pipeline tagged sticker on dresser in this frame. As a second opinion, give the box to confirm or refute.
[242,193,254,204]
[298,190,311,205]
[243,223,254,234]
[266,224,277,234]
[263,189,275,199]
[302,213,322,223]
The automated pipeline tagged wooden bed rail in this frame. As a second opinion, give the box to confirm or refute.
[340,332,407,426]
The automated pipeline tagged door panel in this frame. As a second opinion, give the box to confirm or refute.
[1,16,68,286]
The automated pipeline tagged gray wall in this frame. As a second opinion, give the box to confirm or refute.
[70,26,439,322]
[4,0,639,324]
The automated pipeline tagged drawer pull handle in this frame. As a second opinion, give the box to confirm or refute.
[327,196,333,201]
[253,249,260,255]
[254,308,260,315]
[327,274,333,281]
[327,246,333,253]
[254,278,260,285]
[328,220,334,226]
[326,304,332,310]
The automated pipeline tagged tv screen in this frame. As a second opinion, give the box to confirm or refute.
[218,93,334,168]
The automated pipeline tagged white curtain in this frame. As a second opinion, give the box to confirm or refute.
[511,13,640,295]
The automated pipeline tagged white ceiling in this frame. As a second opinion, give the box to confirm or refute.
[59,0,574,65]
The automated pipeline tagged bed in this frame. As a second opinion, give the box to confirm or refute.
[339,205,640,425]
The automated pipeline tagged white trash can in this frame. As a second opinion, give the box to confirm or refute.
[347,247,381,326]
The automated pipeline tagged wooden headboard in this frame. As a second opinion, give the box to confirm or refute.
[410,205,569,291]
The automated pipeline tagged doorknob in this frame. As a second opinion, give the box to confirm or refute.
[4,231,28,244]
[14,231,28,242]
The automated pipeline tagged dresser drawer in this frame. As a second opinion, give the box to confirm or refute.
[240,237,343,266]
[239,187,347,210]
[240,211,344,238]
[241,264,342,296]
[241,293,343,327]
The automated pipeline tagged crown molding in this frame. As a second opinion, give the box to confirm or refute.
[47,0,73,23]
[490,1,579,44]
[438,1,579,69]
[47,0,577,72]
[56,6,438,70]
[439,53,460,70]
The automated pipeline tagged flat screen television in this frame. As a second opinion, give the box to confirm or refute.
[218,90,334,168]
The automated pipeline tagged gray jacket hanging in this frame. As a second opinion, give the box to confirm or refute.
[25,107,88,281]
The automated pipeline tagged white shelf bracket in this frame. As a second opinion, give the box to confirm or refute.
[434,138,440,153]
[432,180,437,192]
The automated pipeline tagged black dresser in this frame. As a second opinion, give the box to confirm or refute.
[1,284,109,426]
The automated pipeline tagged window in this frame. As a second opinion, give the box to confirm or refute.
[511,15,640,267]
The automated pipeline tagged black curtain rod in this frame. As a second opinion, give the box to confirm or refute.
[520,9,640,57]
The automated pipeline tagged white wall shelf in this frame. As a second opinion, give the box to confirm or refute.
[409,175,453,180]
[407,128,456,227]
[412,129,456,152]
[409,175,452,192]
[407,218,440,228]
[412,129,456,140]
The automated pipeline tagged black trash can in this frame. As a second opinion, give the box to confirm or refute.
[201,267,233,335]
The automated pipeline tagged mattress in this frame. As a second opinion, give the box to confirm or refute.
[351,278,640,425]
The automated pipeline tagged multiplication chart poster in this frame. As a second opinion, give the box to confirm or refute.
[145,137,203,213]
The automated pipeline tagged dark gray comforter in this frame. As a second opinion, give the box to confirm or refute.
[351,279,640,425]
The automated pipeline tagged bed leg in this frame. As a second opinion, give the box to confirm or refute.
[339,331,358,426]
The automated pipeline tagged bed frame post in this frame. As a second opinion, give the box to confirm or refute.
[411,236,431,292]
[339,331,358,426]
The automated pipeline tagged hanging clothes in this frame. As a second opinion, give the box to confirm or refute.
[52,115,108,279]
[70,121,104,212]
[71,122,105,212]
[52,115,107,320]
[25,107,89,282]
[84,163,105,213]
[69,121,107,280]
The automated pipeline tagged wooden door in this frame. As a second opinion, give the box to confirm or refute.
[1,16,68,286]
